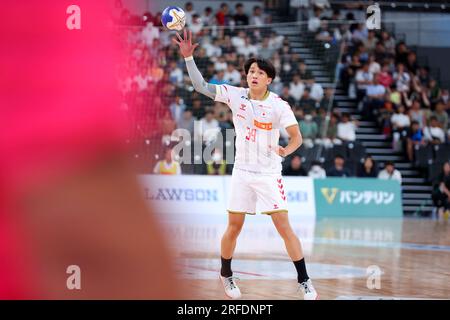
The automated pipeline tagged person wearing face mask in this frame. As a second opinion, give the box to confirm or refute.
[206,148,227,175]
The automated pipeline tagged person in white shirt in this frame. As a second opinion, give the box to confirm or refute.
[214,56,228,72]
[133,67,152,91]
[231,31,246,48]
[308,161,327,178]
[172,30,318,300]
[308,7,322,32]
[378,161,402,184]
[393,63,411,93]
[141,21,159,48]
[424,116,446,144]
[337,113,358,142]
[168,61,183,85]
[237,37,258,58]
[224,63,241,85]
[189,14,203,35]
[289,74,305,102]
[198,110,220,144]
[184,2,197,27]
[307,78,324,102]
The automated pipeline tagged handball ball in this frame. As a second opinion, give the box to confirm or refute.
[161,6,186,31]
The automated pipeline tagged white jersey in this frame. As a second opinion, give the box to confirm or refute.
[215,84,298,174]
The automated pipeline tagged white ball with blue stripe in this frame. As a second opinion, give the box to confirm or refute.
[161,6,186,31]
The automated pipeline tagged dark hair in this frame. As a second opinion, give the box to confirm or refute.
[335,154,345,160]
[385,161,395,167]
[244,58,276,79]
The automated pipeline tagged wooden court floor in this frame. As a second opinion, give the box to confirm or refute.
[165,216,450,300]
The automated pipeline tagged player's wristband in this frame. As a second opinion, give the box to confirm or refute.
[184,56,194,61]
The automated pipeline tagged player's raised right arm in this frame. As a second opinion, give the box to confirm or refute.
[172,30,217,100]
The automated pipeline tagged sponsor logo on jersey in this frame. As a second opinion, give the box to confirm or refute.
[253,119,272,130]
[237,114,246,120]
[239,104,247,111]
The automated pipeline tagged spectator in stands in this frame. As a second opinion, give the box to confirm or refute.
[297,60,313,80]
[355,63,373,104]
[250,5,266,26]
[320,87,337,110]
[134,66,152,91]
[298,88,317,114]
[299,114,319,148]
[231,30,246,48]
[393,63,410,93]
[216,3,231,27]
[224,63,241,86]
[378,161,402,184]
[322,112,341,148]
[176,109,195,137]
[337,113,358,142]
[280,85,296,108]
[198,110,220,144]
[168,61,183,85]
[289,74,305,102]
[259,37,275,60]
[233,3,249,26]
[378,62,393,89]
[153,147,182,175]
[206,148,227,175]
[214,56,228,72]
[189,14,204,35]
[308,6,322,32]
[432,161,450,220]
[237,37,258,58]
[141,21,160,48]
[406,51,419,74]
[169,95,186,124]
[381,31,396,55]
[190,99,205,120]
[307,77,324,102]
[408,99,426,129]
[327,155,352,177]
[283,155,307,176]
[308,160,327,178]
[424,116,446,145]
[406,120,425,162]
[363,30,378,53]
[433,101,448,131]
[357,156,378,178]
[363,74,386,120]
[391,104,410,149]
[210,70,227,85]
[201,7,216,27]
[202,37,222,58]
[184,2,196,27]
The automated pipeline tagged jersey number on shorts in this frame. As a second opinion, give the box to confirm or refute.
[245,127,256,142]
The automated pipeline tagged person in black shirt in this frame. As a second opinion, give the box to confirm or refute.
[357,156,379,178]
[432,161,450,220]
[283,155,307,176]
[327,155,352,177]
[233,3,249,26]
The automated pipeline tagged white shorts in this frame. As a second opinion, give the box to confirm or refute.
[227,168,288,215]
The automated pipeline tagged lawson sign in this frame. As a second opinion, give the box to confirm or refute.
[140,175,316,217]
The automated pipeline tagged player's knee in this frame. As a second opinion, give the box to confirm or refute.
[227,222,244,235]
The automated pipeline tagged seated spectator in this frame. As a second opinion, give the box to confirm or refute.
[250,5,266,26]
[393,63,410,93]
[298,88,317,114]
[141,21,160,48]
[223,64,241,85]
[391,105,410,149]
[237,37,258,58]
[408,99,426,129]
[214,56,228,72]
[201,7,216,27]
[308,161,327,178]
[362,75,386,120]
[190,99,206,120]
[231,30,246,48]
[406,121,425,162]
[169,96,186,124]
[424,116,446,144]
[322,113,342,148]
[206,148,227,175]
[297,60,313,80]
[176,109,195,137]
[134,67,152,91]
[355,63,373,103]
[153,147,181,175]
[280,85,296,107]
[299,114,319,148]
[289,74,305,102]
[320,87,337,110]
[378,161,402,184]
[259,37,275,60]
[168,61,183,85]
[307,78,324,102]
[432,161,450,220]
[327,155,352,177]
[210,70,227,85]
[233,3,249,26]
[433,101,448,131]
[308,6,322,32]
[378,62,393,89]
[184,2,197,26]
[215,3,231,27]
[198,110,220,144]
[283,155,307,176]
[357,156,379,178]
[337,113,358,142]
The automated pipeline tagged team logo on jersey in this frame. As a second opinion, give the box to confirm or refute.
[273,204,279,209]
[239,104,247,111]
[240,95,250,101]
